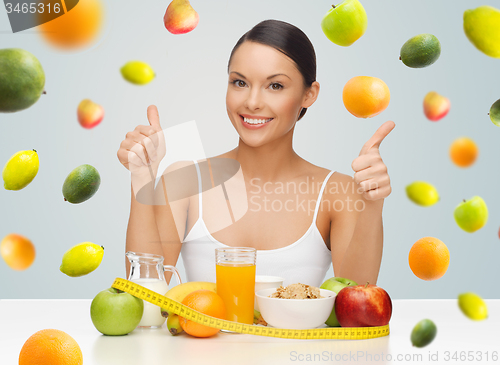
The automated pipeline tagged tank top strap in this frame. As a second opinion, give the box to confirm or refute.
[193,160,203,219]
[313,170,335,224]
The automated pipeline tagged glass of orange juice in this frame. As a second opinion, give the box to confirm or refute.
[215,247,256,324]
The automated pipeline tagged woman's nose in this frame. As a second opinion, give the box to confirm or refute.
[244,88,264,110]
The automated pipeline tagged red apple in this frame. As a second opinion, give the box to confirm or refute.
[334,283,392,327]
[423,91,450,121]
[77,99,104,129]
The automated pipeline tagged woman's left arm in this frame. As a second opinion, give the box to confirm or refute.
[330,121,395,285]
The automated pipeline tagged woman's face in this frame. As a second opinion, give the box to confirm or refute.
[226,41,318,148]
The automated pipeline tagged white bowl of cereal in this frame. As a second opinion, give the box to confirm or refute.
[255,283,336,329]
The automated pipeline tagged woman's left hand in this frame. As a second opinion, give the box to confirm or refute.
[351,121,395,201]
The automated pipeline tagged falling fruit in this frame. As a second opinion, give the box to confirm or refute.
[37,0,104,50]
[400,34,441,68]
[60,242,104,277]
[120,61,155,85]
[463,5,500,58]
[0,233,36,270]
[406,181,439,207]
[2,149,39,190]
[489,98,500,127]
[423,91,450,121]
[449,137,478,168]
[342,76,390,118]
[77,99,104,129]
[62,164,101,204]
[408,237,450,281]
[411,319,437,348]
[320,0,368,47]
[164,0,199,34]
[0,48,45,113]
[458,292,488,321]
[454,196,488,233]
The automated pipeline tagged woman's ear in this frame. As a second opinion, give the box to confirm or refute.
[302,81,320,108]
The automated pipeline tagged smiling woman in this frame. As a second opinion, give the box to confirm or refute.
[118,19,394,289]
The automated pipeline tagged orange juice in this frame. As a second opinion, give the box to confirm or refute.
[216,263,256,324]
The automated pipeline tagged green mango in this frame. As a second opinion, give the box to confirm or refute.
[0,48,45,113]
[62,164,101,204]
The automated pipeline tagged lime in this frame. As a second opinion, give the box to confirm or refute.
[60,242,104,277]
[489,98,500,127]
[411,319,437,348]
[406,181,439,207]
[464,6,500,58]
[400,34,441,68]
[120,61,155,85]
[2,149,39,190]
[458,292,488,321]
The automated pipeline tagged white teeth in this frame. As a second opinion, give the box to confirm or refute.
[243,117,273,125]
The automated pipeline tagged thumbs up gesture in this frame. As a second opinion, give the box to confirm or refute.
[351,121,395,201]
[117,105,166,171]
[117,105,166,198]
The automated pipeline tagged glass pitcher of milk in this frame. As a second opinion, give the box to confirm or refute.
[126,251,182,328]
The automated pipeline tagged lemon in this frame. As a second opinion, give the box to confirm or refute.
[60,242,104,277]
[2,149,39,190]
[120,61,155,85]
[458,292,488,321]
[464,6,500,58]
[406,181,439,207]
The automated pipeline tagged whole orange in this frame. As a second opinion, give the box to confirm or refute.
[19,329,83,365]
[179,290,226,338]
[37,0,104,50]
[450,137,478,168]
[342,76,391,118]
[0,233,35,270]
[408,237,450,281]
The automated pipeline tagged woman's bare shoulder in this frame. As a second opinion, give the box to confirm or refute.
[300,161,360,200]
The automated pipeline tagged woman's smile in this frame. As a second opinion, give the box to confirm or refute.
[240,114,274,129]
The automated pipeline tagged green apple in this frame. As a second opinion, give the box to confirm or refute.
[321,0,368,47]
[320,277,358,326]
[90,287,144,336]
[454,196,488,233]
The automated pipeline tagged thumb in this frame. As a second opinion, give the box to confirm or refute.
[147,105,162,131]
[359,120,395,155]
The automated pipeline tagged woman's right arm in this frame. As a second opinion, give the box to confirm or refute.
[118,105,187,281]
[126,175,188,283]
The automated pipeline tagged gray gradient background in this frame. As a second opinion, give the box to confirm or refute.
[1,0,499,299]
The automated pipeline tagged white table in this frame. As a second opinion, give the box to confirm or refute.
[1,299,498,364]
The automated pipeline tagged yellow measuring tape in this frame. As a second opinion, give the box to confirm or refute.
[112,278,390,340]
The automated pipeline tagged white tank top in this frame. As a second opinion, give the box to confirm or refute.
[180,161,334,287]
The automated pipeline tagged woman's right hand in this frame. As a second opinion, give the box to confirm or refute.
[117,105,166,172]
[117,105,166,199]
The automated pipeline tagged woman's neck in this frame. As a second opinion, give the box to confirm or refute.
[231,130,303,181]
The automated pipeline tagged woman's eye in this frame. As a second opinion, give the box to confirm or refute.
[232,79,246,87]
[270,82,283,90]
